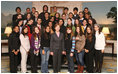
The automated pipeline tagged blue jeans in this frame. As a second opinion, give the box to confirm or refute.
[75,50,85,66]
[40,47,50,73]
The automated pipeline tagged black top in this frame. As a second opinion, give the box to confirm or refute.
[65,34,72,50]
[60,25,66,37]
[50,32,65,52]
[8,31,20,53]
[84,35,95,52]
[41,32,51,49]
[42,18,50,27]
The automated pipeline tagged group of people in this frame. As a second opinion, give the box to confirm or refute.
[8,5,106,73]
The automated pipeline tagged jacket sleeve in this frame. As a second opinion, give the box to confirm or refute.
[79,35,85,52]
[62,34,65,51]
[20,34,30,52]
[50,34,54,52]
[8,34,14,53]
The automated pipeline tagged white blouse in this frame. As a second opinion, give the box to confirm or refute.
[95,31,106,50]
[20,34,30,52]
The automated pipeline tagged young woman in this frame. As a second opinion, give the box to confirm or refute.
[65,27,74,73]
[8,26,20,73]
[74,18,81,27]
[50,24,65,73]
[79,11,84,24]
[54,12,60,24]
[81,19,88,35]
[48,21,54,34]
[24,13,32,25]
[19,26,30,73]
[59,18,66,36]
[30,26,41,73]
[40,26,51,73]
[94,24,106,73]
[84,26,95,73]
[67,18,76,35]
[71,26,85,73]
[42,12,50,27]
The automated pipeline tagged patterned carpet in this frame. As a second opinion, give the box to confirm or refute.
[1,56,117,73]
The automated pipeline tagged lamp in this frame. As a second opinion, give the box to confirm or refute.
[102,27,110,40]
[4,26,12,37]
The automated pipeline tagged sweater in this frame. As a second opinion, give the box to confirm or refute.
[20,34,30,52]
[95,31,106,50]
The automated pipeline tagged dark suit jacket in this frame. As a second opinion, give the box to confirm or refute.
[50,32,65,52]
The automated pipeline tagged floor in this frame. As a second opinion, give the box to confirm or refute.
[1,55,117,73]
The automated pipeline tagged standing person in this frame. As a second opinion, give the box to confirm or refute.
[83,7,91,18]
[50,24,66,73]
[31,7,36,18]
[50,6,57,17]
[74,18,82,27]
[34,11,39,24]
[73,7,79,20]
[24,13,32,25]
[20,26,30,73]
[63,7,69,20]
[42,12,50,27]
[54,12,60,24]
[94,24,106,73]
[30,26,41,73]
[24,8,31,20]
[65,27,74,73]
[71,26,85,73]
[69,12,75,25]
[79,11,84,24]
[62,13,68,27]
[81,19,88,35]
[59,18,66,36]
[84,26,95,73]
[8,26,20,73]
[17,19,23,34]
[40,26,51,73]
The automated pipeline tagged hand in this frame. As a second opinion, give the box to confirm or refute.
[50,52,53,56]
[77,50,80,53]
[42,50,45,55]
[14,51,18,55]
[85,49,89,53]
[62,51,66,55]
[12,49,15,53]
[76,37,79,40]
[70,53,73,57]
[101,50,104,53]
[37,50,39,53]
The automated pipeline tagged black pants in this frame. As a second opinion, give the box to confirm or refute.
[53,49,62,73]
[66,50,74,73]
[85,51,94,73]
[30,49,39,73]
[94,50,104,72]
[9,52,19,73]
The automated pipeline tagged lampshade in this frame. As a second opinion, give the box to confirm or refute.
[102,27,110,34]
[4,26,12,34]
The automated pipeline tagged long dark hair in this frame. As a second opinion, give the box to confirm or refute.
[44,25,51,39]
[75,26,84,37]
[86,26,93,42]
[32,26,41,39]
[74,18,82,27]
[94,24,102,34]
[43,5,48,12]
[65,27,74,40]
[21,26,28,36]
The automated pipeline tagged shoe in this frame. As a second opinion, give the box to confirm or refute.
[79,66,84,73]
[75,65,81,73]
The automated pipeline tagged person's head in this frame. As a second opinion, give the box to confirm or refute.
[13,26,19,33]
[34,11,39,18]
[48,21,53,27]
[26,8,30,13]
[73,7,78,14]
[75,19,79,25]
[82,19,87,26]
[84,7,89,14]
[65,27,73,39]
[55,24,60,32]
[45,25,50,33]
[69,12,73,18]
[43,5,48,12]
[59,18,64,26]
[79,11,84,18]
[67,18,72,25]
[86,26,93,42]
[32,26,41,39]
[37,18,42,25]
[64,7,69,14]
[21,26,28,36]
[28,19,33,25]
[50,16,54,22]
[85,13,90,19]
[17,14,22,19]
[94,24,101,34]
[45,12,49,18]
[88,18,93,25]
[15,7,21,14]
[55,12,60,18]
[26,13,31,20]
[17,19,23,26]
[32,7,36,13]
[62,13,66,20]
[53,6,57,12]
[75,26,83,36]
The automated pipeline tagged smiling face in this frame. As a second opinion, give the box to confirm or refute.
[87,27,91,34]
[46,26,50,33]
[24,28,28,34]
[35,27,39,34]
[76,27,80,34]
[67,28,72,34]
[94,25,99,31]
[14,26,19,33]
[55,25,60,32]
